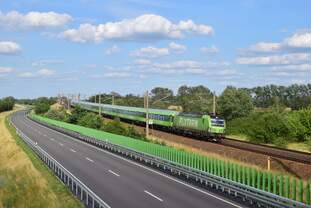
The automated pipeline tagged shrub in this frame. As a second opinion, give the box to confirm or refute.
[77,113,103,129]
[102,120,127,135]
[45,108,69,122]
[68,105,87,124]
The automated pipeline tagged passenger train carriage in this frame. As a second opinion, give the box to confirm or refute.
[71,100,225,142]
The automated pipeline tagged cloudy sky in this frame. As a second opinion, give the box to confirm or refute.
[1,0,311,98]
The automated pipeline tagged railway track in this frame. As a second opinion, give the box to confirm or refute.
[103,115,311,165]
[222,138,311,165]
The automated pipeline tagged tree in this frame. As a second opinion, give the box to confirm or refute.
[150,87,174,109]
[68,105,87,124]
[218,86,253,120]
[34,97,50,114]
[0,96,15,112]
[176,85,213,113]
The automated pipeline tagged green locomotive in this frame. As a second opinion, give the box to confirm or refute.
[72,100,225,142]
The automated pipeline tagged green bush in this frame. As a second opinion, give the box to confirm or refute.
[44,108,69,122]
[77,113,103,129]
[227,108,311,145]
[68,105,87,124]
[102,120,128,135]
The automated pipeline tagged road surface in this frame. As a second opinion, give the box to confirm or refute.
[11,111,246,208]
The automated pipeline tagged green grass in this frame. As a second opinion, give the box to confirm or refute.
[2,115,83,208]
[32,114,311,205]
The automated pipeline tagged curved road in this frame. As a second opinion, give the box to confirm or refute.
[11,111,246,208]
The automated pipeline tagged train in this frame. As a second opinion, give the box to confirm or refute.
[71,100,225,142]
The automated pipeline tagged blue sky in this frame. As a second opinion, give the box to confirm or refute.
[1,0,311,98]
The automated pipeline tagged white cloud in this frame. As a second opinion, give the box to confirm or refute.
[237,53,311,65]
[19,68,55,78]
[103,72,131,78]
[217,69,237,76]
[37,68,55,76]
[239,31,311,56]
[271,64,311,71]
[105,45,120,55]
[18,72,35,78]
[134,59,151,65]
[131,46,169,58]
[0,11,72,29]
[32,59,64,67]
[284,32,311,48]
[248,42,281,53]
[60,14,213,43]
[0,41,21,55]
[201,45,219,54]
[0,67,14,73]
[168,42,186,53]
[151,60,205,74]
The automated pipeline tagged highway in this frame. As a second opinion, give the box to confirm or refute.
[11,111,246,208]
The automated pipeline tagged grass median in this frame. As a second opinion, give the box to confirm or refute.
[0,109,83,208]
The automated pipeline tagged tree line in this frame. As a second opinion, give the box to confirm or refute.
[89,84,311,121]
[0,97,15,113]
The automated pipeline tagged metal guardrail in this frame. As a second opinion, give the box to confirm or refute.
[28,115,311,208]
[10,117,110,208]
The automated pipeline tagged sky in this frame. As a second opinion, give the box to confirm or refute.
[1,0,311,98]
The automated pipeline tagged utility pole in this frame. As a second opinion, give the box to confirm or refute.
[99,93,101,116]
[145,91,149,138]
[67,94,70,110]
[213,91,216,116]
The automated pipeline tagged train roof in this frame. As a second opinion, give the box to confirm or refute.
[73,100,179,116]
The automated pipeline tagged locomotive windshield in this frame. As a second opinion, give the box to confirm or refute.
[211,118,225,127]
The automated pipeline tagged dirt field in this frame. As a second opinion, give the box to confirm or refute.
[103,117,311,180]
[0,107,82,208]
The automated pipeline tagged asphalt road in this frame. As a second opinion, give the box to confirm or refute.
[11,111,246,208]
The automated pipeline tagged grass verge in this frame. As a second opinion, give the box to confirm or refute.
[0,110,83,208]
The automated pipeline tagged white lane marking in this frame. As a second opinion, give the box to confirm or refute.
[50,138,55,141]
[59,142,64,146]
[108,170,120,177]
[86,157,94,163]
[144,190,163,202]
[24,115,243,208]
[70,148,77,153]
